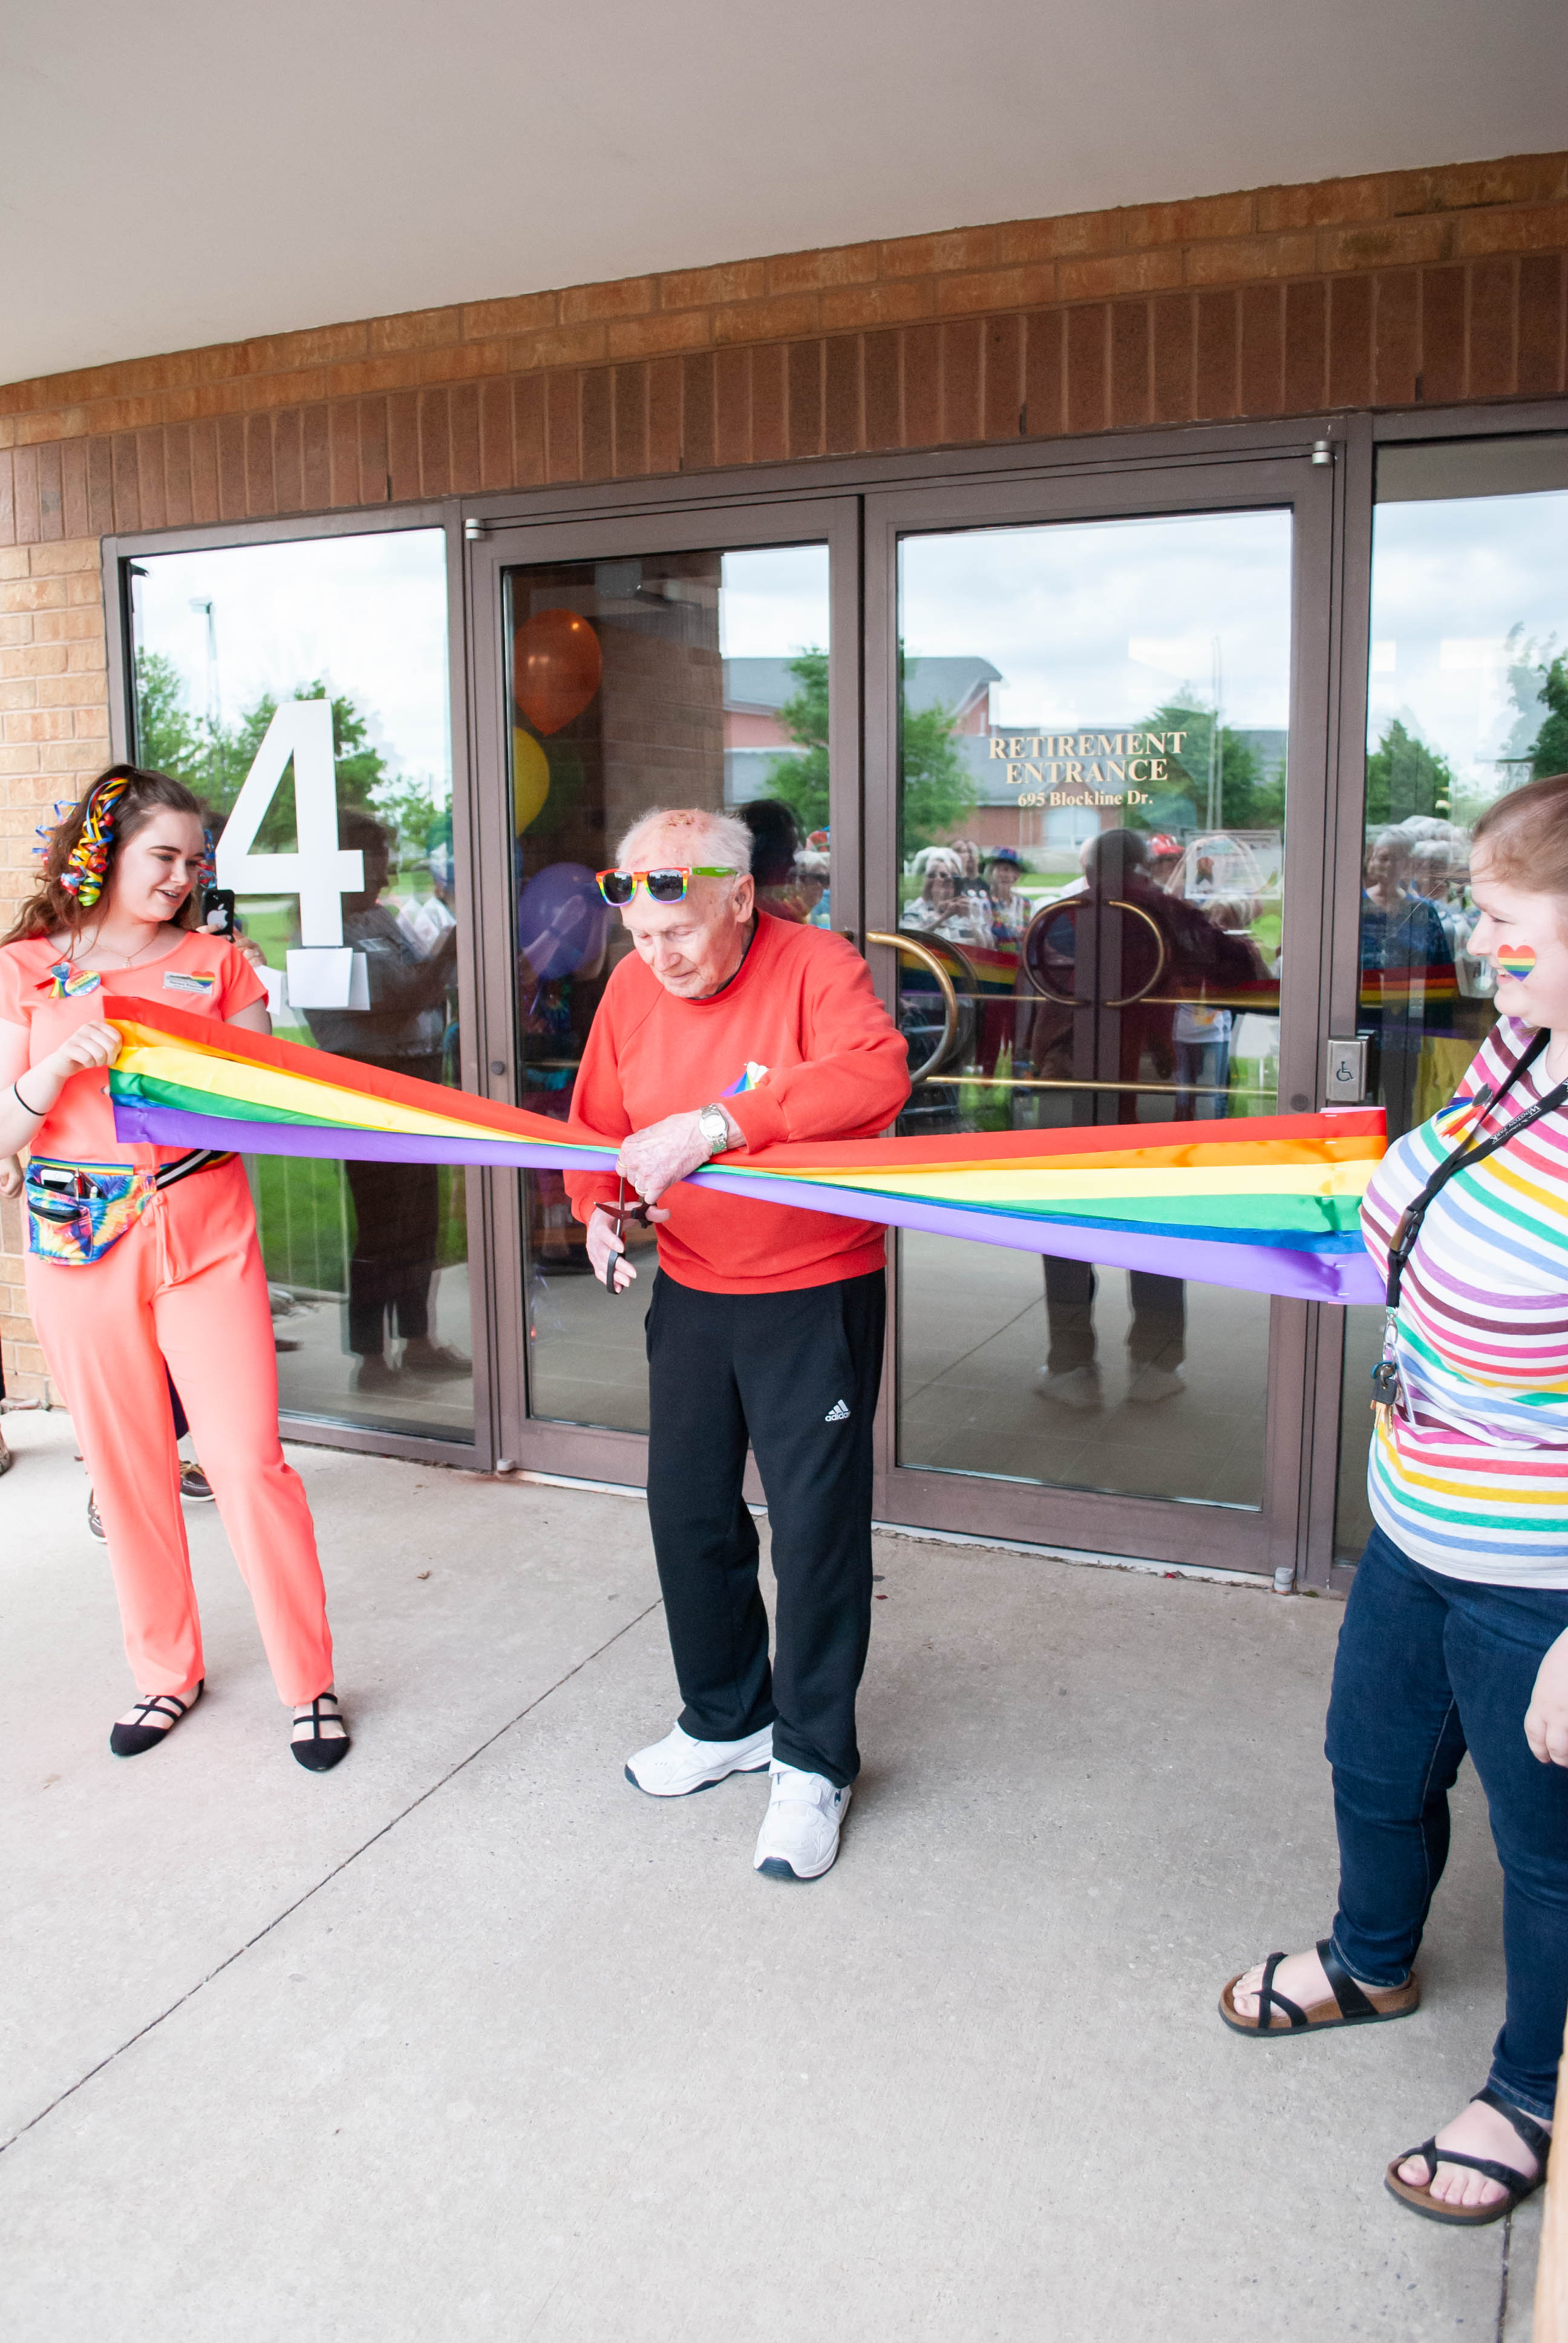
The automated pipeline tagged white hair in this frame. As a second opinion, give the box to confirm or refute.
[615,805,753,877]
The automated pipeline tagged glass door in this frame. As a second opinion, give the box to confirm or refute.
[466,499,860,1481]
[128,526,477,1453]
[864,458,1336,1574]
[1328,433,1568,1572]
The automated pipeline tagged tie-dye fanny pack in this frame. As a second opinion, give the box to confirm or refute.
[24,1151,232,1268]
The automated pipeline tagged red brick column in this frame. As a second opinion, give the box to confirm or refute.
[0,538,108,1403]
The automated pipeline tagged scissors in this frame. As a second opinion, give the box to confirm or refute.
[600,1173,652,1300]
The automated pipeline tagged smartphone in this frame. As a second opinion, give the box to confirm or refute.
[202,886,237,937]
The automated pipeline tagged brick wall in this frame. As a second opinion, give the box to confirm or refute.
[0,149,1565,1403]
[0,539,107,1402]
[1,151,1563,548]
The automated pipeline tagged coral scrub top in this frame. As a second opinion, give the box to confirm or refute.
[0,928,264,1167]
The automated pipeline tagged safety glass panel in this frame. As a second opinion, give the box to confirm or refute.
[1334,436,1568,1560]
[129,530,471,1443]
[892,508,1293,1508]
[503,543,831,1432]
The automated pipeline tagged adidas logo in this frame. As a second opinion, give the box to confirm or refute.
[824,1399,850,1422]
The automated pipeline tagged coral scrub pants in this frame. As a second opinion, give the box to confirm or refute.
[25,1158,333,1705]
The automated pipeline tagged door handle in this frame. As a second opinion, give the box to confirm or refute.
[866,931,959,1085]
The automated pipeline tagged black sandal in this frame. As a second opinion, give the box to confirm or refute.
[1219,1936,1420,2034]
[291,1690,350,1773]
[109,1680,203,1758]
[1385,2086,1552,2226]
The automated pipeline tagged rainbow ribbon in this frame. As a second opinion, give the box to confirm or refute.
[104,1002,1385,1304]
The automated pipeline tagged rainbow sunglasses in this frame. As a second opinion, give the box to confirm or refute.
[595,865,738,906]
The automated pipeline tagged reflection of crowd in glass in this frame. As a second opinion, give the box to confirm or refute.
[1362,816,1492,995]
[1359,815,1494,1136]
[1018,828,1273,1121]
[892,825,1282,1408]
[901,842,1026,949]
[737,800,832,928]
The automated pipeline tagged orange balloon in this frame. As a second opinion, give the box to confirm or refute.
[514,608,603,736]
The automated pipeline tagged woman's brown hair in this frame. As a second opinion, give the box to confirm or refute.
[2,764,208,945]
[1471,771,1568,895]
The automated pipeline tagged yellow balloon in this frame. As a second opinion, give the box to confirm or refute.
[512,728,550,834]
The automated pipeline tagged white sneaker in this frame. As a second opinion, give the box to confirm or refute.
[624,1720,773,1797]
[1033,1364,1102,1411]
[753,1764,851,1881]
[1128,1365,1185,1404]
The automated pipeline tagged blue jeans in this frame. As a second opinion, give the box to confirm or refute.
[1327,1526,1568,2122]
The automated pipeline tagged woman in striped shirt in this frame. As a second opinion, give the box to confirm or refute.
[1218,770,1568,2228]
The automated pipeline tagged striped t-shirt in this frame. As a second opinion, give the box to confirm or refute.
[1360,1015,1568,1588]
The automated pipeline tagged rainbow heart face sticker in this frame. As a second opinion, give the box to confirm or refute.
[1497,946,1538,981]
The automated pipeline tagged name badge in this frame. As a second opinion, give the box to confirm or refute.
[163,971,215,997]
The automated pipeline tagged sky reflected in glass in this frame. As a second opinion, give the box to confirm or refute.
[1368,488,1568,801]
[130,529,450,787]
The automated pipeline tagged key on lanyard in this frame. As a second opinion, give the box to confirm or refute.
[1371,1035,1566,1424]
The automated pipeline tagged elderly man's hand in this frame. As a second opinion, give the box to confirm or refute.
[586,1205,648,1293]
[616,1111,713,1206]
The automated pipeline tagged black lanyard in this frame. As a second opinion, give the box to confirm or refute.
[1384,1029,1567,1312]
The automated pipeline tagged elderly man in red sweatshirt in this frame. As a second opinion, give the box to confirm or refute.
[565,805,910,1881]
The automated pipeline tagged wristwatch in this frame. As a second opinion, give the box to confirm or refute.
[697,1103,733,1158]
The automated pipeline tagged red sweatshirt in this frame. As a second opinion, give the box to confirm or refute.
[563,913,912,1294]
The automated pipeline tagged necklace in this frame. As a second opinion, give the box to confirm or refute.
[70,923,169,969]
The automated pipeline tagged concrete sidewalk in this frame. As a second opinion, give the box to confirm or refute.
[0,1406,1542,2341]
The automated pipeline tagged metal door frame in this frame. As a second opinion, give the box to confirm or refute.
[103,503,496,1468]
[462,494,862,1483]
[860,448,1341,1578]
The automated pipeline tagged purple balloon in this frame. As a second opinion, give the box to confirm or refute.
[517,861,608,980]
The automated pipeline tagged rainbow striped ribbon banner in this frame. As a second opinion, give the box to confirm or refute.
[105,1002,1385,1305]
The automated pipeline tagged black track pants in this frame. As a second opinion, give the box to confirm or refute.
[644,1267,886,1786]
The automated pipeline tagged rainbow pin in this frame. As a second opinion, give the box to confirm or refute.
[45,961,102,999]
[1497,946,1538,981]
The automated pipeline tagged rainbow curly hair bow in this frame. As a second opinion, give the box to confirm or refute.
[59,773,130,909]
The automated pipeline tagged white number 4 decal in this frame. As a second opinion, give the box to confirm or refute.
[214,699,364,947]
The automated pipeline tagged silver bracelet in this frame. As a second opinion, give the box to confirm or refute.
[11,1076,45,1117]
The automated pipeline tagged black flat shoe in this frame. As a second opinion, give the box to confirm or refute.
[292,1690,350,1772]
[110,1680,203,1757]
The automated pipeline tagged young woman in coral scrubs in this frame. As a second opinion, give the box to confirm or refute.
[0,764,348,1771]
